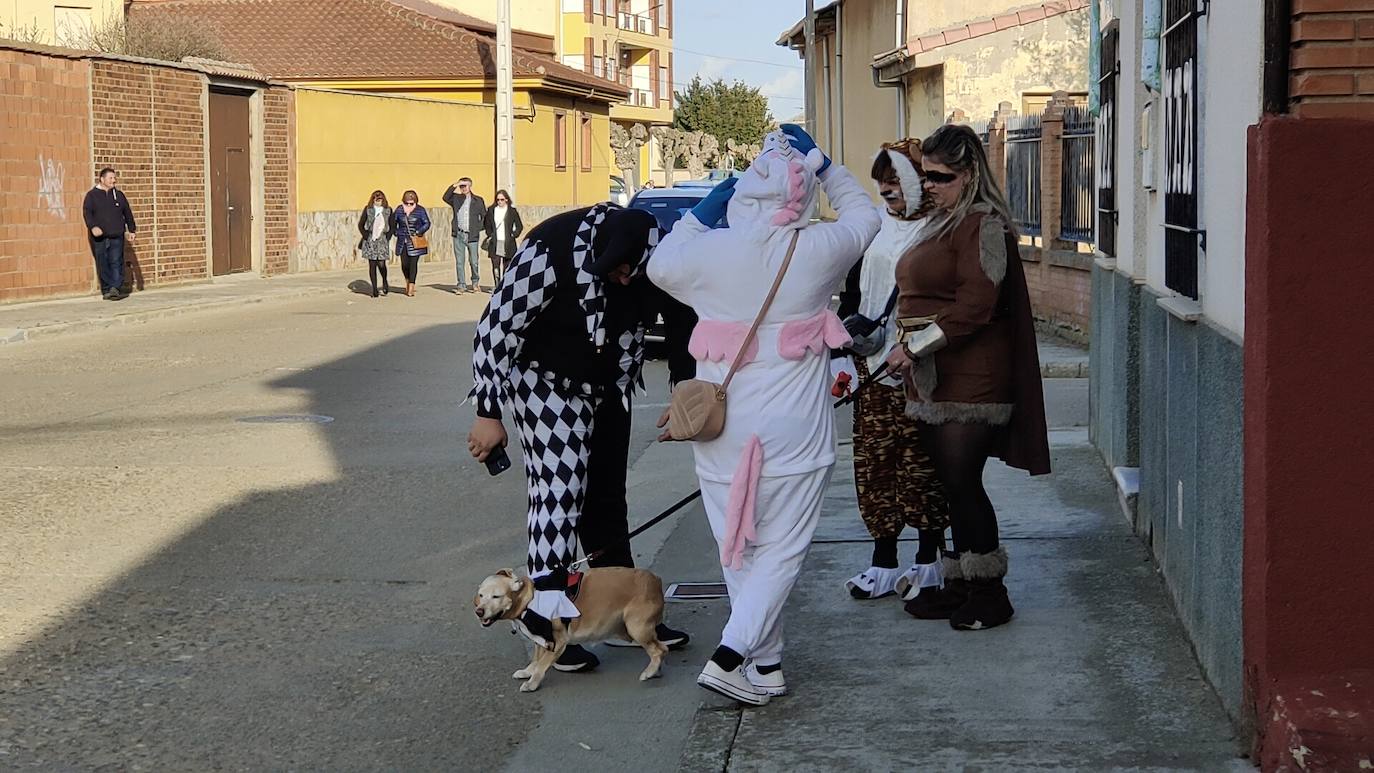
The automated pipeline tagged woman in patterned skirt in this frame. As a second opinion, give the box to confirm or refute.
[842,139,950,607]
[358,190,393,297]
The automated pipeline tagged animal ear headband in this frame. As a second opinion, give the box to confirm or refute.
[880,138,931,220]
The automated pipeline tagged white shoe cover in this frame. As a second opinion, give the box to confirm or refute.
[897,561,944,601]
[698,661,770,706]
[845,566,903,599]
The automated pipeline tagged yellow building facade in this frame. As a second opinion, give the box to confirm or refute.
[3,0,121,46]
[559,0,675,186]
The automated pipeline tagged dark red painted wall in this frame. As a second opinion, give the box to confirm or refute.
[1244,116,1374,771]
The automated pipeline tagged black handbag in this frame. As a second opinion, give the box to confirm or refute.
[842,288,899,358]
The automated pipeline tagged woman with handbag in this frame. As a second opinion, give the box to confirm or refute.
[358,190,394,298]
[480,189,523,282]
[393,189,431,297]
[840,140,951,605]
[649,125,880,706]
[883,123,1051,631]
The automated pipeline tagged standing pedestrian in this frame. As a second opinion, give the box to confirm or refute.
[466,203,694,673]
[883,123,1050,631]
[842,139,951,605]
[443,176,487,293]
[358,190,394,298]
[82,168,137,300]
[649,125,881,706]
[480,189,523,281]
[393,190,431,298]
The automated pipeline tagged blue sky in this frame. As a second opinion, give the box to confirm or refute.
[672,0,808,122]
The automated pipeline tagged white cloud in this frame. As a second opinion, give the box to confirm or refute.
[694,56,732,81]
[759,69,804,119]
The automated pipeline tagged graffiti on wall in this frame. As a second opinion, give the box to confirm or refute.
[38,155,67,220]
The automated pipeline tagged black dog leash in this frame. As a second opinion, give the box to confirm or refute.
[567,489,703,571]
[833,361,892,408]
[564,360,891,571]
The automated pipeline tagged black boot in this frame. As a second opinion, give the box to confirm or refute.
[949,547,1014,631]
[553,644,600,672]
[904,553,967,619]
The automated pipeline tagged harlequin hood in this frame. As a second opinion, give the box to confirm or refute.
[726,129,826,232]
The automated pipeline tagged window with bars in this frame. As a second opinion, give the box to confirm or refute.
[555,113,567,170]
[1163,0,1203,299]
[581,114,593,171]
[1097,21,1119,257]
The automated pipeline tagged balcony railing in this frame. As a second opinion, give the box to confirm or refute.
[617,11,655,35]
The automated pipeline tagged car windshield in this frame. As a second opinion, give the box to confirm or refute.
[630,196,727,231]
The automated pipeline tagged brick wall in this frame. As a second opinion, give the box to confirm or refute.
[0,50,94,302]
[91,61,209,288]
[1021,247,1092,338]
[1290,0,1374,118]
[262,87,295,276]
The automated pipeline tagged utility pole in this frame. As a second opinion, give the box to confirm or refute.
[496,0,516,199]
[803,0,816,133]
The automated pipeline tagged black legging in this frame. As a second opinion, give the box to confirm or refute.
[401,254,420,284]
[920,421,1001,556]
[368,260,389,292]
[580,394,634,569]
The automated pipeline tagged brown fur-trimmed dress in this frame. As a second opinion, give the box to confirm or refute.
[895,207,1051,475]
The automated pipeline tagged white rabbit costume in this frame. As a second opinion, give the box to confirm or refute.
[649,132,880,667]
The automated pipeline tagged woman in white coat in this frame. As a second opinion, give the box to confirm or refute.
[648,125,880,705]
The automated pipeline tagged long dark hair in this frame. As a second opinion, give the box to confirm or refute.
[365,190,389,210]
[493,189,513,207]
[921,124,1016,240]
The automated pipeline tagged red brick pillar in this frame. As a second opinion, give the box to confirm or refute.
[1039,91,1071,251]
[987,100,1012,192]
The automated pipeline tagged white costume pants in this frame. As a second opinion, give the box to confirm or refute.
[701,466,832,666]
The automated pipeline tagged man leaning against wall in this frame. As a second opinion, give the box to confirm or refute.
[82,168,138,301]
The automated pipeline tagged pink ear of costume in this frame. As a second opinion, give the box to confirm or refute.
[721,435,764,571]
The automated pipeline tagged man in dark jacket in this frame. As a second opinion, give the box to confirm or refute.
[442,177,487,294]
[82,168,137,300]
[466,203,695,672]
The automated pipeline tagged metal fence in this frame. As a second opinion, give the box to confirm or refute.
[1060,106,1095,243]
[1005,114,1042,236]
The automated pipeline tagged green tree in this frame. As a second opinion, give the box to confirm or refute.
[673,76,774,149]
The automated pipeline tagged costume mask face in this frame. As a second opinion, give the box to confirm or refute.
[727,130,826,231]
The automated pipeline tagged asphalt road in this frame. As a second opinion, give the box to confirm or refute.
[0,283,714,771]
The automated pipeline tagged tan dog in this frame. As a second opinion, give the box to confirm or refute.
[473,567,668,692]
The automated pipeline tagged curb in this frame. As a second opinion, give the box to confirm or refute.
[1041,361,1089,378]
[678,705,743,772]
[0,285,343,347]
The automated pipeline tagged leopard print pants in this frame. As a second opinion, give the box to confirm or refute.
[851,359,950,538]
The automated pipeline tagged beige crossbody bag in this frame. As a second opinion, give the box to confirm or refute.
[667,231,800,442]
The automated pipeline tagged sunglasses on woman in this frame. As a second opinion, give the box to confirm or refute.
[924,170,959,184]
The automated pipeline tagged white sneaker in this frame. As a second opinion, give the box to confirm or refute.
[697,661,770,706]
[896,561,944,601]
[845,566,902,599]
[744,661,787,697]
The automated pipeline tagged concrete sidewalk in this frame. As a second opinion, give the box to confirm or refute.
[677,428,1248,772]
[0,262,471,345]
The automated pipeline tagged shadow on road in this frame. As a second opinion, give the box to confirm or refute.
[0,324,544,770]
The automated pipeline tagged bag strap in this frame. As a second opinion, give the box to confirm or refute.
[877,287,900,325]
[720,231,800,393]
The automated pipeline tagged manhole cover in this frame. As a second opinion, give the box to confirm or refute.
[664,582,728,601]
[236,414,335,424]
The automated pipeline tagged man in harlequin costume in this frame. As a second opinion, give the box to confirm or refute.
[466,203,694,671]
[649,125,881,705]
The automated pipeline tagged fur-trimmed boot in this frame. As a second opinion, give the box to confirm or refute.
[903,553,967,619]
[949,546,1014,631]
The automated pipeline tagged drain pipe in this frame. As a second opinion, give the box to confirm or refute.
[822,35,833,152]
[872,0,907,138]
[834,2,844,163]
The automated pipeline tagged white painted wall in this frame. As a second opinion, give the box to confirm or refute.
[1196,1,1261,337]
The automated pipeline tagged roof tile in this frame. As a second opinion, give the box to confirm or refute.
[128,0,624,95]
